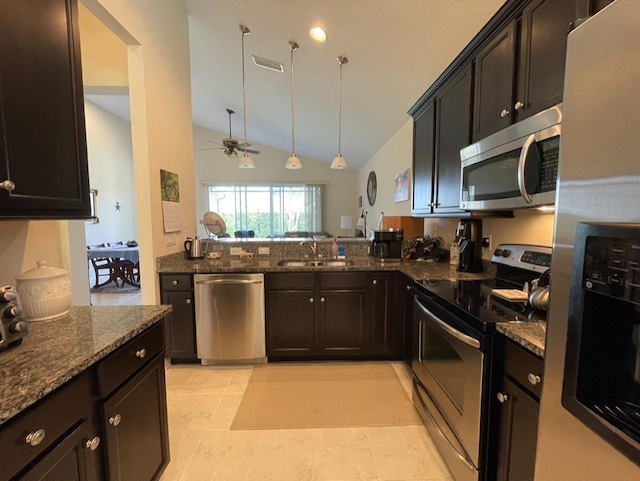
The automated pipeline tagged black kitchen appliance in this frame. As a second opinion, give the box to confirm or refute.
[371,229,403,259]
[0,285,29,351]
[412,244,551,481]
[457,219,483,273]
[562,223,640,466]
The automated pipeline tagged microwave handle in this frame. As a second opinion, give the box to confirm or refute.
[517,134,536,204]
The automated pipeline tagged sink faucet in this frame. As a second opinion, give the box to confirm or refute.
[301,240,319,258]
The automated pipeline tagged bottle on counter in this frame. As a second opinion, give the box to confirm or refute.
[377,212,385,230]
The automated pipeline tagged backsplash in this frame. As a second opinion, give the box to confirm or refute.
[204,238,370,259]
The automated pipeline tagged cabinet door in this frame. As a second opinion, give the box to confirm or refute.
[369,273,394,355]
[412,100,436,215]
[0,0,90,218]
[266,290,315,358]
[161,291,197,359]
[102,356,169,481]
[317,289,368,356]
[21,417,103,481]
[434,66,473,214]
[495,377,540,481]
[402,278,415,365]
[473,23,516,141]
[516,0,579,121]
[589,0,615,14]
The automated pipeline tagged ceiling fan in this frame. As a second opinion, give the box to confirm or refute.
[202,108,260,157]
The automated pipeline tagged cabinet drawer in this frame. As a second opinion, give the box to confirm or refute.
[0,371,93,481]
[160,274,193,292]
[97,322,164,398]
[320,272,367,289]
[268,273,315,290]
[504,339,544,398]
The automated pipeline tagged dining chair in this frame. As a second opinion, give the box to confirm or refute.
[107,241,138,284]
[87,243,118,288]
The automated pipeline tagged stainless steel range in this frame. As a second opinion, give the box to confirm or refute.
[411,244,551,481]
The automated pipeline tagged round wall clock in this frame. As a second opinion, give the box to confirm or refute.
[366,171,377,206]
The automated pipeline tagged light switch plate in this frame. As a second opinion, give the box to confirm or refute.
[259,247,270,255]
[230,247,242,255]
[165,234,176,246]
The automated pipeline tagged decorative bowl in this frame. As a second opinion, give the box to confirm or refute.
[16,261,72,321]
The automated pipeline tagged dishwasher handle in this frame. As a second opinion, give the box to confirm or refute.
[196,279,263,285]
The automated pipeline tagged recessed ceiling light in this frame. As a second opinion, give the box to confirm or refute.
[309,26,327,42]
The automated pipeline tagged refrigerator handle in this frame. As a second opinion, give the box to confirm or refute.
[517,134,536,204]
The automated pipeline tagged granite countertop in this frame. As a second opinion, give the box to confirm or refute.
[156,253,495,282]
[0,305,172,426]
[496,322,546,358]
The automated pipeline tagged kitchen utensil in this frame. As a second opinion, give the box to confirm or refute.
[15,261,72,321]
[528,268,551,310]
[184,236,204,260]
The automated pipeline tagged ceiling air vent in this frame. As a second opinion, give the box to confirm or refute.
[252,55,284,73]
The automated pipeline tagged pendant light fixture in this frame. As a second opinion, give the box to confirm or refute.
[238,24,255,169]
[285,41,302,169]
[330,55,349,170]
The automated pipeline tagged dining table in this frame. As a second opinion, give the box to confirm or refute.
[87,246,140,288]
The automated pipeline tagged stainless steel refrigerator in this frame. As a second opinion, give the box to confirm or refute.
[536,0,640,479]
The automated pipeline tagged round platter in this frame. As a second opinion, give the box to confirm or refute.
[202,212,227,237]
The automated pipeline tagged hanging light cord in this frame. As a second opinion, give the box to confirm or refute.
[290,42,299,155]
[240,25,250,155]
[337,56,348,156]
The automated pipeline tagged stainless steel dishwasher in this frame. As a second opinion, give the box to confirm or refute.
[194,273,266,364]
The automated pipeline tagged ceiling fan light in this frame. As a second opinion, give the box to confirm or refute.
[330,154,348,170]
[285,154,302,169]
[238,153,255,169]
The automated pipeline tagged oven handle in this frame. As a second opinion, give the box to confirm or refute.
[413,379,477,472]
[418,320,423,363]
[517,134,536,204]
[414,296,481,349]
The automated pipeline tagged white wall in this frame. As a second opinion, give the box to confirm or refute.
[84,100,137,246]
[355,119,414,230]
[193,124,357,237]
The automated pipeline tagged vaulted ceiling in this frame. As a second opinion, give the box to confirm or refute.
[185,0,507,168]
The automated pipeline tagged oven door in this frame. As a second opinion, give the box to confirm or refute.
[412,294,485,475]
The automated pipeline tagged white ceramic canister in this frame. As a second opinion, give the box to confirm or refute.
[16,260,72,321]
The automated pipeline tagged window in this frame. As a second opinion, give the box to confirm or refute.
[206,184,323,237]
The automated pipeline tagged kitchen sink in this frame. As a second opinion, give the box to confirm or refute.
[276,259,353,267]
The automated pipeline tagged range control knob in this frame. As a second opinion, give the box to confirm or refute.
[494,249,503,257]
[0,290,16,303]
[3,305,21,318]
[9,321,28,333]
[501,249,511,257]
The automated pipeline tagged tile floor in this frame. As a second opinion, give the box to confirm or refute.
[160,361,453,481]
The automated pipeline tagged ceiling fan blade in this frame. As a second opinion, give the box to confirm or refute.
[237,142,252,148]
[242,148,260,155]
[207,140,224,145]
[201,147,224,151]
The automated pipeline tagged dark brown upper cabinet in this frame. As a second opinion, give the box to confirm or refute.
[515,0,580,121]
[0,0,91,219]
[411,100,436,215]
[473,23,517,142]
[587,0,615,14]
[434,66,473,214]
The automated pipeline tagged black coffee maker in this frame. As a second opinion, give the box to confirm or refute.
[371,229,403,260]
[456,219,483,272]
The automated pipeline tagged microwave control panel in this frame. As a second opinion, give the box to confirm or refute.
[538,135,560,193]
[583,235,640,304]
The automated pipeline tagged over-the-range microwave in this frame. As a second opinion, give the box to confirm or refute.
[460,104,561,211]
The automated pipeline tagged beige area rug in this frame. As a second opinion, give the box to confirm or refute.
[231,363,422,430]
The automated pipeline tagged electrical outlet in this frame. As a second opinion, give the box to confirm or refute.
[230,247,242,256]
[165,234,176,246]
[482,236,492,251]
[258,247,270,255]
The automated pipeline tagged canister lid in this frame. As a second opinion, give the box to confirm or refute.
[16,260,69,280]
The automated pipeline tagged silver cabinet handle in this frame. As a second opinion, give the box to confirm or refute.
[0,180,15,192]
[500,109,510,118]
[85,436,100,451]
[172,280,179,286]
[309,297,314,303]
[497,392,509,403]
[517,134,536,204]
[186,298,192,304]
[527,373,542,385]
[25,429,46,447]
[136,348,146,358]
[320,297,325,303]
[373,280,378,285]
[515,101,525,110]
[109,414,121,426]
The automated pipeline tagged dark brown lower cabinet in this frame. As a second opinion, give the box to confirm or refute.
[21,418,103,481]
[317,288,368,355]
[495,340,543,481]
[267,289,315,356]
[102,355,169,481]
[160,274,197,361]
